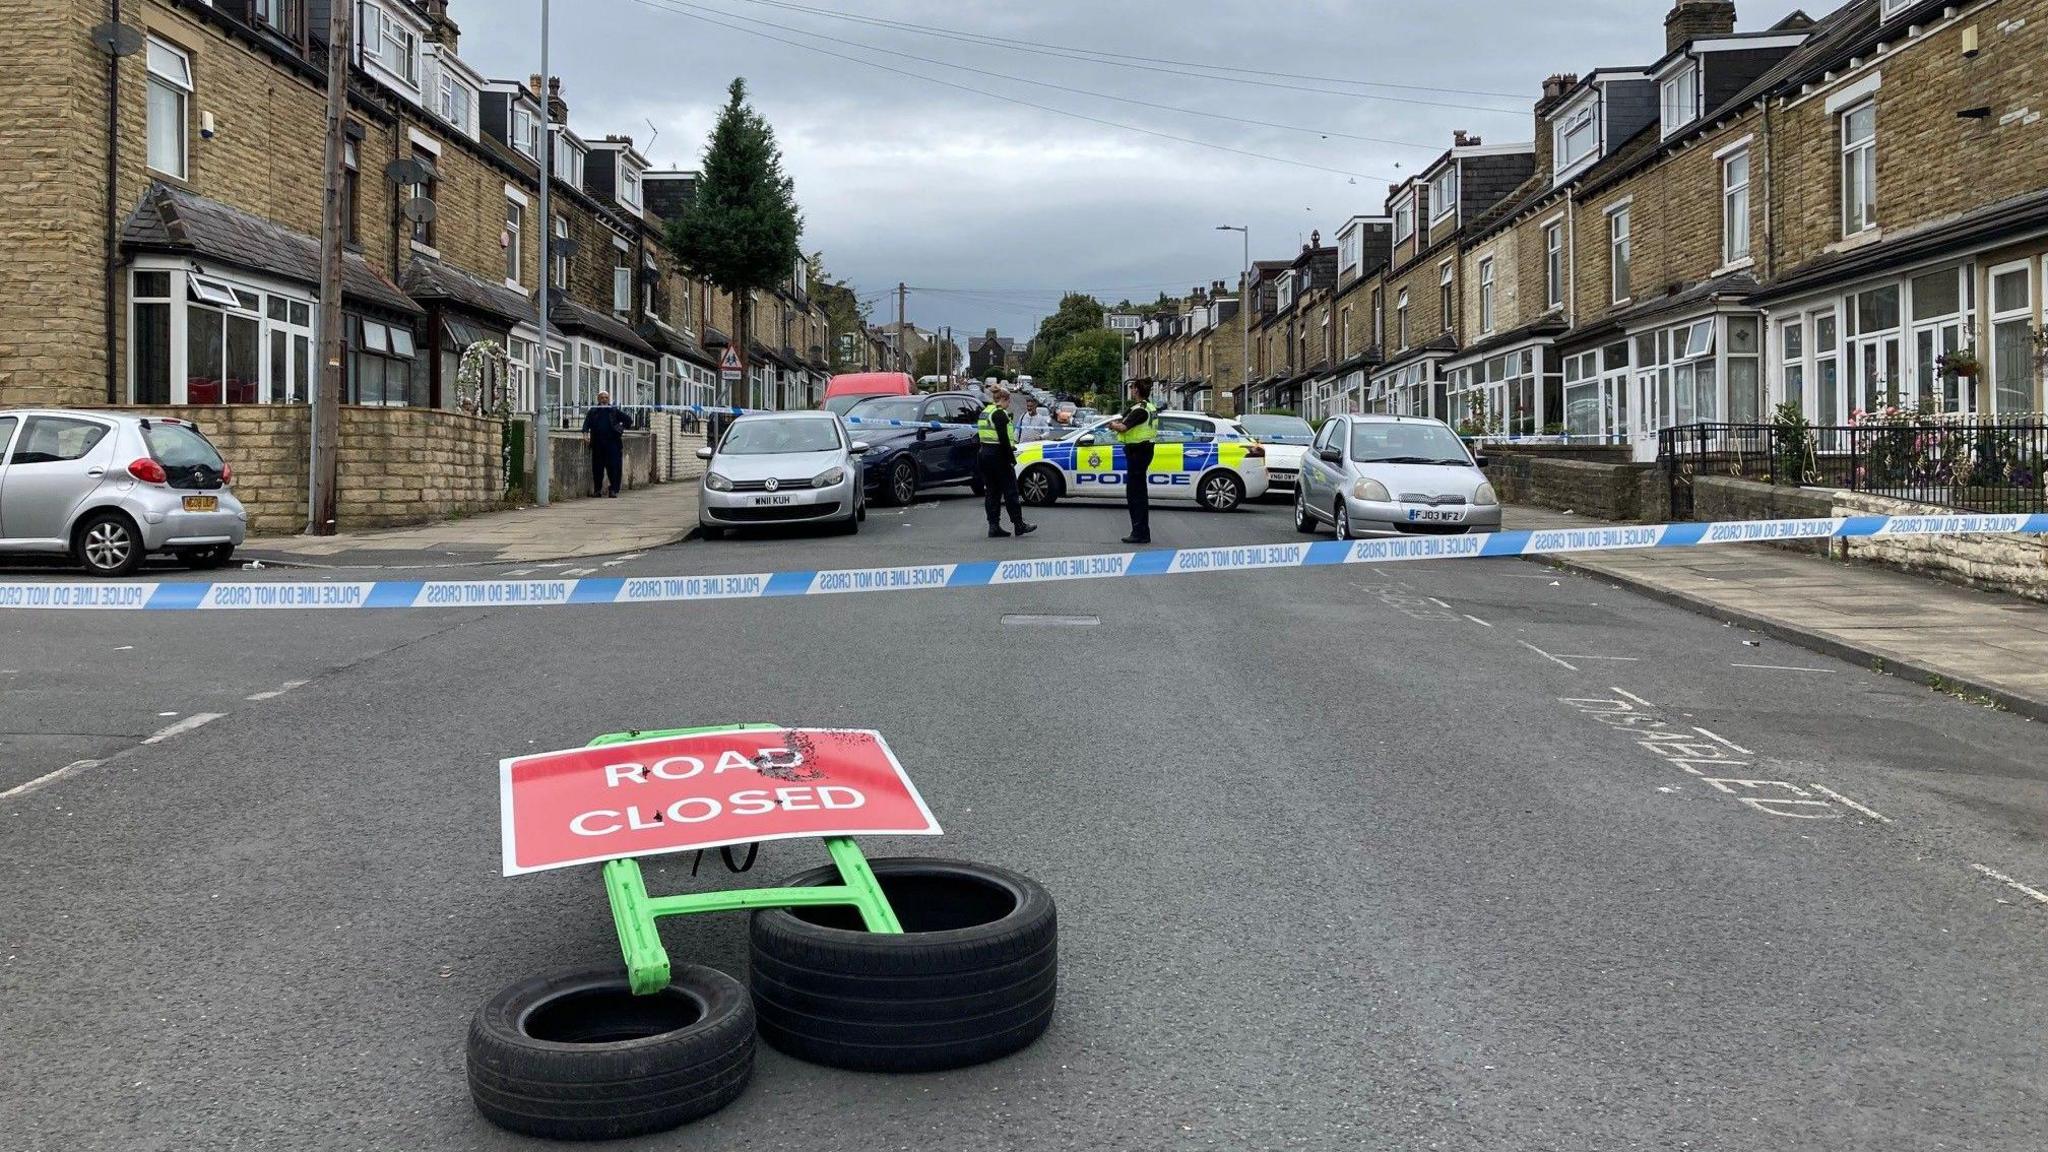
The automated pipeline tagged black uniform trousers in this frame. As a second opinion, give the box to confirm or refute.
[590,444,623,497]
[1122,442,1154,540]
[978,446,1025,529]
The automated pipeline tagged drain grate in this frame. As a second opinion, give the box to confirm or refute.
[1001,614,1100,627]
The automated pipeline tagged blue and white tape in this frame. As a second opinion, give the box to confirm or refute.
[2,513,2042,612]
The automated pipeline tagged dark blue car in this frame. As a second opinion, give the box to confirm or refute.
[842,393,986,505]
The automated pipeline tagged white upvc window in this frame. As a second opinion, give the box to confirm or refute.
[1544,221,1564,310]
[1722,148,1752,265]
[613,242,632,314]
[555,137,584,189]
[358,2,421,88]
[512,105,541,160]
[551,214,569,288]
[145,37,192,180]
[1660,62,1701,138]
[504,195,523,286]
[437,70,475,137]
[1989,261,2037,415]
[1396,289,1410,351]
[1841,100,1878,236]
[620,165,643,211]
[1393,195,1415,246]
[1879,0,1917,18]
[1478,258,1496,335]
[1428,166,1457,224]
[1438,261,1454,332]
[1608,204,1632,304]
[1554,101,1599,176]
[1339,227,1361,274]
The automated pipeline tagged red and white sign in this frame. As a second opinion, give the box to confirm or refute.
[719,347,743,381]
[498,728,940,876]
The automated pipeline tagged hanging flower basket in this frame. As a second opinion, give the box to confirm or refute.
[1935,348,1981,379]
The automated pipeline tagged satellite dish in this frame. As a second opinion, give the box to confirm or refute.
[546,288,569,311]
[384,157,428,187]
[90,23,145,57]
[553,236,580,259]
[402,197,437,224]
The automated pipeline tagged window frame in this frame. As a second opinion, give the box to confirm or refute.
[1988,259,2037,416]
[1428,166,1458,225]
[503,194,524,287]
[1840,99,1878,237]
[1439,261,1454,333]
[1544,221,1564,310]
[1478,257,1496,335]
[1396,289,1410,351]
[1659,62,1700,139]
[145,36,192,180]
[1722,148,1752,266]
[1608,203,1632,305]
[1554,99,1599,176]
[1392,194,1416,246]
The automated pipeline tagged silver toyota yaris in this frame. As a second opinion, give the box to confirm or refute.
[1293,413,1502,539]
[0,410,247,577]
[697,411,868,540]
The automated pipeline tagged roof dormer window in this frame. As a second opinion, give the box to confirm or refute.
[1879,0,1917,19]
[512,103,541,159]
[1393,193,1416,245]
[1553,96,1600,178]
[1660,61,1701,138]
[554,136,584,189]
[620,164,643,211]
[357,2,421,90]
[1428,166,1458,225]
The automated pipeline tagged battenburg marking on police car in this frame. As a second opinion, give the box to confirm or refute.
[807,564,955,595]
[412,580,573,607]
[199,582,373,609]
[989,553,1131,584]
[617,574,771,602]
[1168,544,1308,573]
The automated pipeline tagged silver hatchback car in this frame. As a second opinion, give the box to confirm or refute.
[1294,414,1501,538]
[696,411,868,539]
[0,410,247,576]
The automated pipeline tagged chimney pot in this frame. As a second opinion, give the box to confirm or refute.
[1666,0,1738,53]
[1310,229,1321,246]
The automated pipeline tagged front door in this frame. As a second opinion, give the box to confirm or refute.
[1630,372,1662,463]
[1914,322,1973,415]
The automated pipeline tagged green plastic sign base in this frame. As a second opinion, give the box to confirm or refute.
[587,725,905,995]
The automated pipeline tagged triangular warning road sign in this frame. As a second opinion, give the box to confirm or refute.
[719,347,743,371]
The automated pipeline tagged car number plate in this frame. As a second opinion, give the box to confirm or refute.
[1406,507,1464,522]
[753,495,795,506]
[182,495,218,512]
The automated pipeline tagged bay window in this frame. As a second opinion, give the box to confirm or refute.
[347,316,422,406]
[1911,265,1974,414]
[1990,262,2037,415]
[130,267,318,406]
[1563,342,1630,443]
[1846,284,1902,414]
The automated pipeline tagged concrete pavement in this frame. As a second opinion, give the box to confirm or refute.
[1509,505,2048,721]
[3,493,2046,1150]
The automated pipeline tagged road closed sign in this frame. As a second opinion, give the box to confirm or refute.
[499,728,940,875]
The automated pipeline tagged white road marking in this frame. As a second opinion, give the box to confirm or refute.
[142,713,223,745]
[1691,727,1755,756]
[503,568,536,577]
[1462,614,1493,628]
[618,553,645,561]
[1555,654,1641,662]
[1612,688,1658,708]
[1517,640,1579,671]
[1811,785,1892,824]
[245,680,309,702]
[1732,663,1835,673]
[0,759,105,801]
[1428,597,1453,609]
[601,560,626,567]
[1969,863,2048,906]
[1501,573,1564,580]
[562,567,598,577]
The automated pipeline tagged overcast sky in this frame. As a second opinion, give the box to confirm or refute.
[463,0,1809,345]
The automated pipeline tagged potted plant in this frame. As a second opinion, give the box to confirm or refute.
[1935,347,1981,378]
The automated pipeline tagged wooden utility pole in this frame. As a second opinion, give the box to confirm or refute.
[312,1,351,535]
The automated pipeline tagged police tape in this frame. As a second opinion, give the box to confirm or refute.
[1,512,2043,612]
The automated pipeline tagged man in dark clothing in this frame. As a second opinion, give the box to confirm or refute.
[974,386,1037,539]
[1108,380,1157,544]
[582,390,634,498]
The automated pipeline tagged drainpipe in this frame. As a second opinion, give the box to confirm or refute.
[104,0,123,404]
[1760,99,1776,284]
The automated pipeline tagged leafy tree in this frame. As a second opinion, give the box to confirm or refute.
[665,78,803,407]
[807,253,867,372]
[1024,292,1107,377]
[1043,328,1124,396]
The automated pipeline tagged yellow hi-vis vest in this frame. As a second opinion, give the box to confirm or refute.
[976,405,1004,445]
[1116,401,1158,445]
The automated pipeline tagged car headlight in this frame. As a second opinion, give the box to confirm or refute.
[812,466,847,489]
[1352,477,1392,502]
[1473,481,1500,507]
[705,472,734,492]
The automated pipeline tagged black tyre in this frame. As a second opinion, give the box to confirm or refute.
[699,525,726,541]
[884,458,919,506]
[176,543,235,570]
[1292,489,1319,534]
[835,508,861,535]
[1197,470,1245,512]
[466,964,755,1142]
[1018,465,1061,507]
[1335,499,1358,541]
[749,858,1057,1073]
[74,511,144,577]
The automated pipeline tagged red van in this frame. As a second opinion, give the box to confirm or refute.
[821,372,914,416]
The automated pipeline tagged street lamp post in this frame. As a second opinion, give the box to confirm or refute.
[533,0,553,506]
[1216,225,1249,416]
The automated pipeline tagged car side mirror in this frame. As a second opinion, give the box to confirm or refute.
[1472,454,1490,469]
[695,446,714,460]
[1319,446,1343,464]
[850,441,870,455]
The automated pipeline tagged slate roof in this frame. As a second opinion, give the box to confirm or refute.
[401,256,532,327]
[1608,269,1761,329]
[636,321,718,367]
[121,182,418,314]
[552,299,659,358]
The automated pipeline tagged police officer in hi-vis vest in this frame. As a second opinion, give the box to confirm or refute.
[1108,379,1157,544]
[975,386,1037,539]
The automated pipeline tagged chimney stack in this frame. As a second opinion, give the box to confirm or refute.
[1310,229,1321,247]
[1453,130,1482,147]
[1540,73,1580,106]
[424,0,459,52]
[1667,0,1738,53]
[547,76,569,125]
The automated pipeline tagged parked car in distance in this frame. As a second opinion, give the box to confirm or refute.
[697,411,866,539]
[1294,414,1500,539]
[822,372,914,416]
[1235,413,1315,494]
[0,410,245,577]
[840,392,985,505]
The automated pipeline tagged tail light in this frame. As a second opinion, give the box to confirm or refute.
[221,463,234,485]
[126,458,167,484]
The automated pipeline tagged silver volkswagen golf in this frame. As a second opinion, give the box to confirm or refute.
[1294,414,1501,538]
[0,410,247,576]
[697,411,868,539]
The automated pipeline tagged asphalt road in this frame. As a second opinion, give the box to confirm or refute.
[3,488,2045,1151]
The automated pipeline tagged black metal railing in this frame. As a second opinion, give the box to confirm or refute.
[1661,419,2048,517]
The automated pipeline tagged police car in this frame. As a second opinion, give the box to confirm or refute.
[1012,411,1268,512]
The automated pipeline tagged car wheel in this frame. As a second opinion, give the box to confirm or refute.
[1197,471,1245,512]
[466,964,755,1141]
[1293,489,1319,534]
[699,525,726,541]
[1019,465,1060,507]
[749,858,1057,1073]
[837,507,860,535]
[176,543,235,570]
[1335,500,1358,541]
[857,498,867,523]
[884,458,918,506]
[74,511,144,578]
